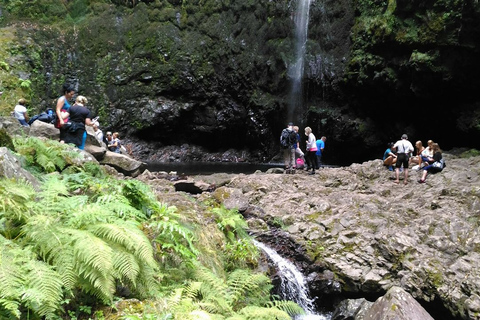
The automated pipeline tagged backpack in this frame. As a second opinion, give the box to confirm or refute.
[280,129,297,149]
[296,158,305,169]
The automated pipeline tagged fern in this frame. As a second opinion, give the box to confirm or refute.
[0,236,64,318]
[0,178,36,226]
[13,137,77,173]
[237,306,292,320]
[88,222,156,268]
[22,259,64,318]
[0,237,23,318]
[212,207,248,242]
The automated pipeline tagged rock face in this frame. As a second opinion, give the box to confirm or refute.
[1,1,479,164]
[162,151,480,319]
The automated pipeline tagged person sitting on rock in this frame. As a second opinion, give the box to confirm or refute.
[93,123,104,144]
[418,143,444,183]
[420,139,435,167]
[383,142,397,171]
[13,98,29,126]
[108,132,121,153]
[409,140,425,167]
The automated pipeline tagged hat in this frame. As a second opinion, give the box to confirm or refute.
[106,131,112,135]
[401,134,408,139]
[288,122,294,126]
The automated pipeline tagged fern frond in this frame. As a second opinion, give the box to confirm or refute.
[0,298,21,319]
[0,236,24,318]
[211,207,248,241]
[266,300,305,317]
[96,194,146,221]
[148,217,199,263]
[111,246,140,285]
[22,259,63,318]
[88,222,156,267]
[194,265,228,296]
[227,270,271,307]
[0,178,36,222]
[238,305,292,320]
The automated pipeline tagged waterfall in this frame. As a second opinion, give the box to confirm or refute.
[254,240,331,320]
[287,0,312,123]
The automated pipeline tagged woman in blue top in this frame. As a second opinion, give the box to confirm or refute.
[383,142,397,171]
[56,84,75,142]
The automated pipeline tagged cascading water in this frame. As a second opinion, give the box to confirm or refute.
[287,0,313,123]
[254,240,331,320]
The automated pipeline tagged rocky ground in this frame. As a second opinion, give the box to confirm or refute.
[139,149,480,320]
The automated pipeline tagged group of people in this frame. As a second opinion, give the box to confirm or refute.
[281,122,326,175]
[383,134,445,184]
[11,84,123,153]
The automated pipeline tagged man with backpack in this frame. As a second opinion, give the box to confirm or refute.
[280,122,298,174]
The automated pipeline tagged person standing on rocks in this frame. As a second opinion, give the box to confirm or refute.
[304,126,318,175]
[280,122,297,173]
[393,133,414,185]
[62,95,93,149]
[55,84,75,142]
[293,126,305,161]
[315,136,326,168]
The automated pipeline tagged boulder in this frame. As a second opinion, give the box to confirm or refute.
[0,116,29,136]
[363,286,434,320]
[99,151,146,177]
[174,179,212,194]
[0,147,40,190]
[28,120,59,140]
[84,144,107,160]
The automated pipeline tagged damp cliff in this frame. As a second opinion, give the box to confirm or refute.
[0,0,479,164]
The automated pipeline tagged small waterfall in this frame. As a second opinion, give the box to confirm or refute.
[287,0,313,123]
[254,240,331,320]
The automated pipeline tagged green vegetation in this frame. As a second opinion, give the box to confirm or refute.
[0,136,303,319]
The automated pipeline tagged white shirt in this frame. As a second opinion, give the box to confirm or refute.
[393,139,414,154]
[14,104,27,120]
[95,129,104,143]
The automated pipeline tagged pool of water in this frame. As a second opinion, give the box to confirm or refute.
[146,162,285,175]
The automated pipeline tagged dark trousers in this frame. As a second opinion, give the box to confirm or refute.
[306,150,317,171]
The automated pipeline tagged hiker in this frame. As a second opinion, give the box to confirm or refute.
[293,126,305,161]
[13,98,29,126]
[280,122,297,173]
[383,142,397,171]
[93,123,104,144]
[393,133,414,185]
[316,136,326,168]
[418,143,445,183]
[304,127,318,175]
[55,84,75,142]
[62,95,93,149]
[108,132,122,153]
[409,140,425,167]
